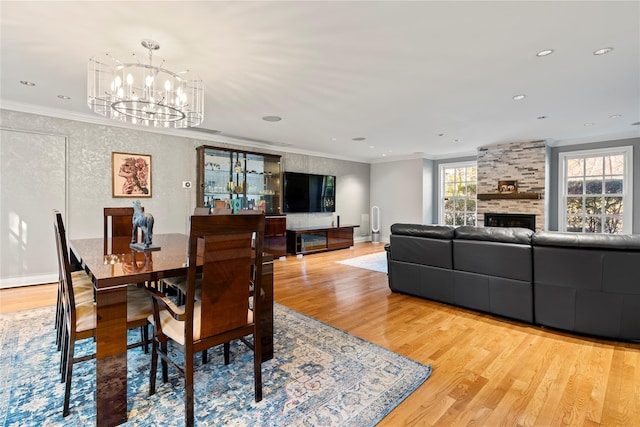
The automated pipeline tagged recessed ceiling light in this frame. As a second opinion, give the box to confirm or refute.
[369,145,375,149]
[513,94,526,101]
[584,122,595,126]
[352,137,366,141]
[438,133,445,137]
[262,116,282,122]
[632,122,640,126]
[57,95,71,100]
[536,49,554,57]
[20,80,35,86]
[593,47,614,55]
[537,116,548,120]
[453,139,460,143]
[331,137,337,141]
[609,114,622,119]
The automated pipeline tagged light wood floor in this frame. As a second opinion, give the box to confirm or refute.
[2,242,639,426]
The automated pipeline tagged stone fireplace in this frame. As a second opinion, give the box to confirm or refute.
[476,140,546,231]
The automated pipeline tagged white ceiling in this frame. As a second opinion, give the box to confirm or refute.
[1,1,639,163]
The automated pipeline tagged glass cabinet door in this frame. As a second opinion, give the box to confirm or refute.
[244,153,281,213]
[197,146,281,214]
[201,148,232,208]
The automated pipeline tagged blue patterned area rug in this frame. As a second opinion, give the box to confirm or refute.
[0,303,430,426]
[337,251,388,273]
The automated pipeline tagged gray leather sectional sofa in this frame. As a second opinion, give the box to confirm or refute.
[386,223,640,341]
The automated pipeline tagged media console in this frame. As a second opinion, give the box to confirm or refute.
[286,225,358,255]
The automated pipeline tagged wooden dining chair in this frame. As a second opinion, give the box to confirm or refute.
[53,211,94,352]
[163,205,225,302]
[54,210,153,417]
[163,209,234,303]
[148,213,265,426]
[103,207,136,253]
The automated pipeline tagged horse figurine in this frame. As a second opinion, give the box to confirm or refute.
[132,200,154,248]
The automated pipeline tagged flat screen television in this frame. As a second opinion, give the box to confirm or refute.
[283,172,336,213]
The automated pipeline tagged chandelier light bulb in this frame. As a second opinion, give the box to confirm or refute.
[87,39,204,128]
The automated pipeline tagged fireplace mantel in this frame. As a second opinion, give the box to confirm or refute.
[477,192,542,200]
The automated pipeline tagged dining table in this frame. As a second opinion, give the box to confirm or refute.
[69,233,274,427]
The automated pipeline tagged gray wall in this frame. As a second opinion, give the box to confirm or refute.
[370,157,426,242]
[0,108,371,285]
[1,129,66,287]
[280,151,370,238]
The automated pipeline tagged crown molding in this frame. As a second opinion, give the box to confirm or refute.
[0,101,372,164]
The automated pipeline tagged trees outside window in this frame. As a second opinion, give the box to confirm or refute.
[560,147,633,234]
[440,162,477,226]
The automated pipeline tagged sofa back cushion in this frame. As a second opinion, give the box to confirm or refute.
[389,224,455,269]
[390,234,453,269]
[533,245,640,294]
[391,223,455,239]
[453,226,533,282]
[454,226,533,244]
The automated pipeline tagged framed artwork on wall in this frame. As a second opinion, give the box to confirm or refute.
[112,152,152,197]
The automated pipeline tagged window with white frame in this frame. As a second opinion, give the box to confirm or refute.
[439,162,477,226]
[559,146,633,234]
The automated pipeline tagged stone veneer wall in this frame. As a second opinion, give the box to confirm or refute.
[477,140,546,231]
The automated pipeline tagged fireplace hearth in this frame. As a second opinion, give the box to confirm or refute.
[484,213,536,231]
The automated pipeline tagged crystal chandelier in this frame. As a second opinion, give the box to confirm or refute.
[88,39,203,128]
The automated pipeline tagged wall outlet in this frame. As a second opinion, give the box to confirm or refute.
[182,181,192,189]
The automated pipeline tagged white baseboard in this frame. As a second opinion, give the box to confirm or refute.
[0,273,57,289]
[355,235,388,244]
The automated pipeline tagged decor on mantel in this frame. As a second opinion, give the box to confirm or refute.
[88,39,203,128]
[498,179,517,193]
[478,178,542,200]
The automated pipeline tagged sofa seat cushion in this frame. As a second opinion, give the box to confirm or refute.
[453,239,532,282]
